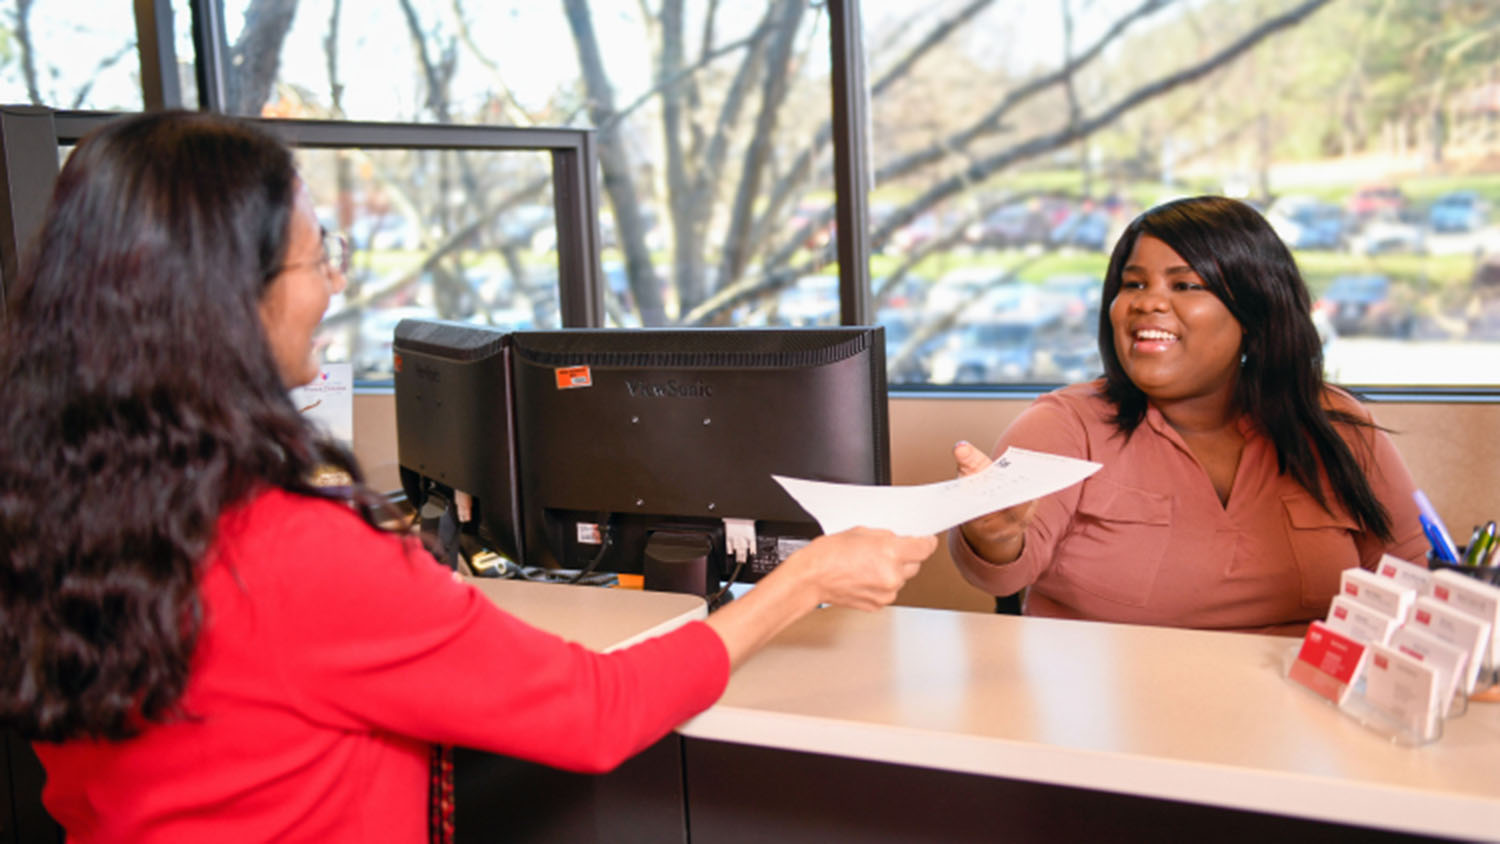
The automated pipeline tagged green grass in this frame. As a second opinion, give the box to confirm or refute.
[869,247,1109,289]
[1295,251,1480,295]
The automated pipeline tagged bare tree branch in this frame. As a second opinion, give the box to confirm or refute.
[686,0,1334,325]
[564,0,669,324]
[750,0,1003,273]
[870,189,1046,310]
[673,5,779,309]
[68,43,135,110]
[227,0,299,115]
[872,0,1333,244]
[871,0,1175,196]
[13,0,40,104]
[452,0,541,125]
[870,0,997,99]
[660,0,696,307]
[715,0,806,287]
[605,22,769,137]
[322,174,550,326]
[397,0,457,121]
[885,255,1044,377]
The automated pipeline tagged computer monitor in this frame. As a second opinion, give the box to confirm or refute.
[392,318,523,568]
[507,327,890,596]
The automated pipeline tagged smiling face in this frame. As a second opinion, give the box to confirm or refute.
[259,182,346,387]
[1108,235,1244,407]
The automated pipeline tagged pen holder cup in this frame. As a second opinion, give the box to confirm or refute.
[1428,550,1500,692]
[1426,550,1500,588]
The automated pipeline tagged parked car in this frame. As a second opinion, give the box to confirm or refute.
[1348,216,1425,256]
[876,308,943,383]
[1313,274,1411,337]
[1266,195,1347,250]
[928,307,1066,384]
[1032,342,1102,383]
[971,203,1051,248]
[1038,273,1102,331]
[1344,184,1405,221]
[776,273,840,326]
[888,211,942,255]
[1429,190,1488,233]
[925,267,1014,317]
[1048,209,1111,251]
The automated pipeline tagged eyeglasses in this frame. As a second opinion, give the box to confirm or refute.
[278,230,351,277]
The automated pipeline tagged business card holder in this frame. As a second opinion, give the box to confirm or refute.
[1282,644,1448,747]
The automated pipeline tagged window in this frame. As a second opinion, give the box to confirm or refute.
[296,146,562,381]
[10,1,1500,391]
[862,0,1500,387]
[212,0,839,379]
[0,2,143,110]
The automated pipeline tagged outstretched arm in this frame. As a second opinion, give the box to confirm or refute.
[704,527,936,669]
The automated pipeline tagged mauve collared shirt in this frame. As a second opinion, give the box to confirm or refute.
[950,382,1428,635]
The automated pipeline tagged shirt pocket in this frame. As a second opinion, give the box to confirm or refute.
[1281,492,1360,609]
[1059,478,1172,607]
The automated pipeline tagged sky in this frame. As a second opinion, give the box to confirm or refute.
[4,1,1158,117]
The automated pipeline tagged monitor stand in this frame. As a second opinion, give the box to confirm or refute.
[643,530,715,599]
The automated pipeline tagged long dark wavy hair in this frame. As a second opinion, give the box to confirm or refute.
[0,111,391,741]
[1097,195,1392,541]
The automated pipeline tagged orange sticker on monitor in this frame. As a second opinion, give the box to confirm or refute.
[555,365,592,389]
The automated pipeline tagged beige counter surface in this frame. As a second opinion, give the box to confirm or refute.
[464,577,707,652]
[680,605,1500,841]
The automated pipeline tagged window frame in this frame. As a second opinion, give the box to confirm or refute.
[0,109,607,334]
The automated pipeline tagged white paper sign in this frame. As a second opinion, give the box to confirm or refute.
[290,363,353,446]
[773,446,1102,537]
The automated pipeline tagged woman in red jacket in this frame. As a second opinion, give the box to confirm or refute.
[0,111,934,842]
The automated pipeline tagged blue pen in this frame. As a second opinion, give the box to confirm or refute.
[1413,490,1461,564]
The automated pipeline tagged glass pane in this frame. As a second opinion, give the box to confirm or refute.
[215,1,835,331]
[297,146,559,383]
[865,0,1500,387]
[0,3,142,110]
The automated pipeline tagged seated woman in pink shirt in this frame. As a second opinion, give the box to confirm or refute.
[951,195,1427,635]
[0,111,935,843]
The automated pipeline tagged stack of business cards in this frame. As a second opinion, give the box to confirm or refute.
[1428,570,1500,673]
[1340,567,1416,623]
[1374,554,1434,594]
[1288,621,1369,705]
[1406,596,1490,695]
[1325,594,1399,646]
[1362,642,1443,742]
[1388,625,1470,717]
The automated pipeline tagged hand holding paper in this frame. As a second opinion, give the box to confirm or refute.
[773,446,1101,537]
[952,439,1035,560]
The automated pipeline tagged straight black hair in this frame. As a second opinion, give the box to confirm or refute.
[1097,195,1392,540]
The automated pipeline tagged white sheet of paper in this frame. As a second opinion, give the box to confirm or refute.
[773,446,1102,537]
[290,363,353,447]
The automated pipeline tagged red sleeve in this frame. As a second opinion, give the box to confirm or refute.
[232,492,730,773]
[948,391,1091,596]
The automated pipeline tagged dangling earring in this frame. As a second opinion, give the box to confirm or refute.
[1240,352,1247,367]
